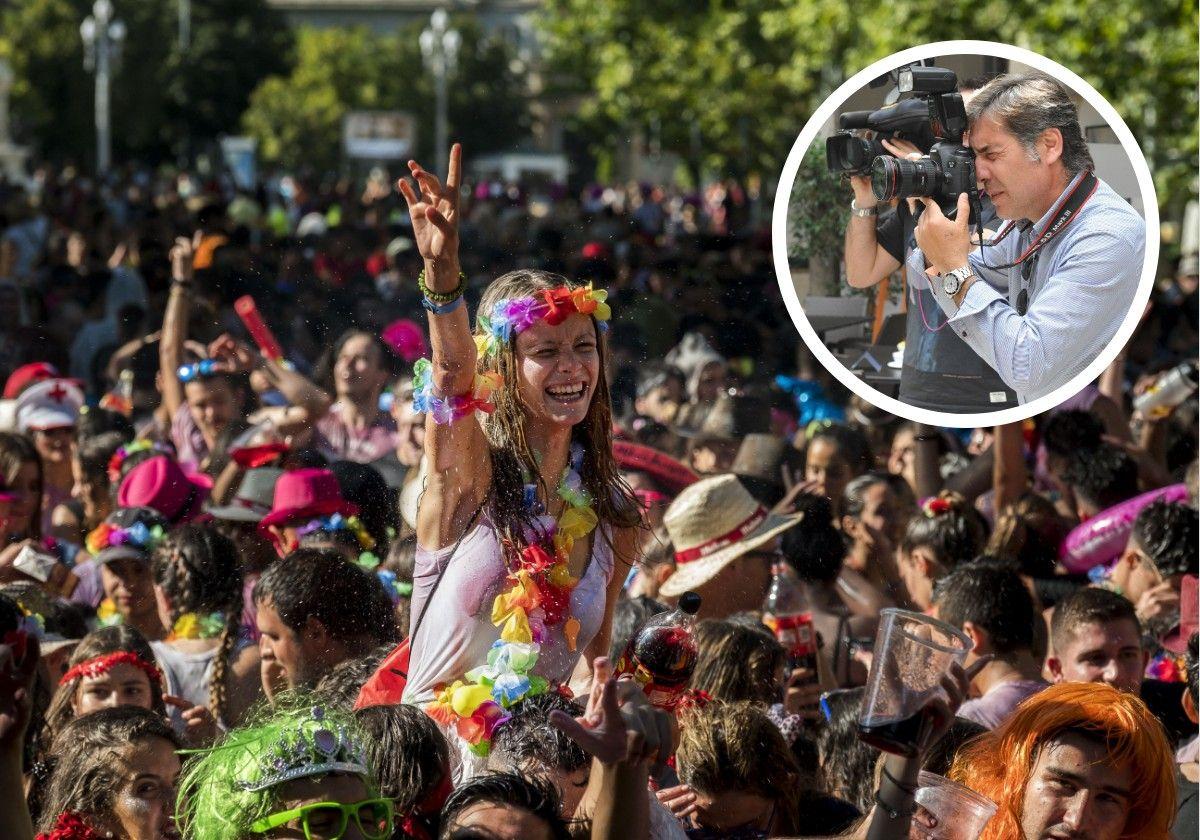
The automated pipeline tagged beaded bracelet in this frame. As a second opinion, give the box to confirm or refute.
[417,269,466,303]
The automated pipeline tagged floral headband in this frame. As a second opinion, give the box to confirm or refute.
[86,520,167,556]
[60,650,162,686]
[475,284,611,359]
[107,440,170,484]
[295,513,375,551]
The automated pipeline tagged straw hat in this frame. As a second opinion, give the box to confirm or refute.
[659,474,802,597]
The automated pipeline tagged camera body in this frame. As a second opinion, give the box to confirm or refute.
[828,65,978,219]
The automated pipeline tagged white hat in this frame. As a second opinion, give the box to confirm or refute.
[15,378,83,433]
[658,474,802,598]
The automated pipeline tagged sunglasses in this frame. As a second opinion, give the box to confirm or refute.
[249,798,394,840]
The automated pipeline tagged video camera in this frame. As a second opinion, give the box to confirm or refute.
[826,66,977,218]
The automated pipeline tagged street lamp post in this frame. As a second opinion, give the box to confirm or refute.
[420,9,461,177]
[80,0,126,175]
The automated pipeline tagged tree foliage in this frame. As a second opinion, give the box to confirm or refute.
[539,0,1198,212]
[241,19,530,173]
[0,0,292,168]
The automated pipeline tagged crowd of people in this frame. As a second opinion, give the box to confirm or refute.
[0,135,1193,840]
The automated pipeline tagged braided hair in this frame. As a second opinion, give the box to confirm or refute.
[152,524,244,725]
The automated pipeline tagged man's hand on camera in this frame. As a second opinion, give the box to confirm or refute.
[849,174,877,210]
[914,193,972,280]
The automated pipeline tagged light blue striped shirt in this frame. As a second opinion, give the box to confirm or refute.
[921,172,1145,404]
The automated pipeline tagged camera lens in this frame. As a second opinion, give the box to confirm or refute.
[870,155,942,202]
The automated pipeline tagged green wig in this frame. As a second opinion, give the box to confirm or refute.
[177,701,378,839]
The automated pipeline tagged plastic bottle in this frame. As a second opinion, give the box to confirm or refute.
[616,591,702,708]
[763,561,819,676]
[99,368,134,417]
[1133,361,1198,418]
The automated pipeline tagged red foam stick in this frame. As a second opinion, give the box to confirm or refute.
[235,296,284,362]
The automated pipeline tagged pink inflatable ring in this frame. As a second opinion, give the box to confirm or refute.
[1059,483,1190,573]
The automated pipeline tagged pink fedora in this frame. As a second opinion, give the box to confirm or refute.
[117,455,213,525]
[259,468,358,529]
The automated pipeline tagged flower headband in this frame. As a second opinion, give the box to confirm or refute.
[60,650,162,686]
[86,520,167,556]
[107,440,170,484]
[295,513,376,551]
[475,284,611,359]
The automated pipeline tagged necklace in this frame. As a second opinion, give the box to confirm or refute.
[167,611,226,641]
[425,443,598,757]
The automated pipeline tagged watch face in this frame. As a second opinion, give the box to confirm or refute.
[943,273,960,296]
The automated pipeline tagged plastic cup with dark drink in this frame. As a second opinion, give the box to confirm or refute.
[856,608,971,757]
[616,591,702,708]
[912,771,997,840]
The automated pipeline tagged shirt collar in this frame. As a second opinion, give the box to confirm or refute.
[1021,170,1089,239]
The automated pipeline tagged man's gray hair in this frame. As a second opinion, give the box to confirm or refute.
[966,71,1094,175]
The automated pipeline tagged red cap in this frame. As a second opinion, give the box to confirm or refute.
[4,363,59,399]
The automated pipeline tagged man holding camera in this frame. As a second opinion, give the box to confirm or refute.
[914,71,1146,405]
[843,76,1019,414]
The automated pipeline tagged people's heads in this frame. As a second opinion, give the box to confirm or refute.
[1042,409,1105,472]
[72,430,126,528]
[388,378,425,468]
[329,460,397,556]
[38,706,182,840]
[1113,500,1199,605]
[117,455,212,526]
[178,704,388,840]
[933,564,1036,671]
[259,467,360,557]
[840,472,899,560]
[659,475,802,618]
[313,647,391,711]
[355,703,452,838]
[93,507,172,628]
[985,492,1071,578]
[0,431,43,538]
[43,625,166,750]
[439,772,570,840]
[950,682,1175,840]
[691,618,785,706]
[488,692,591,819]
[15,378,83,463]
[151,524,244,720]
[329,329,395,403]
[254,548,399,689]
[966,72,1093,222]
[633,363,686,424]
[676,700,802,835]
[183,372,246,441]
[1048,587,1147,693]
[898,493,985,611]
[1063,443,1138,518]
[814,687,875,811]
[782,495,847,585]
[804,424,873,515]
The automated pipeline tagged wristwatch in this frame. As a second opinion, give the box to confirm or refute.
[850,199,878,218]
[941,265,974,297]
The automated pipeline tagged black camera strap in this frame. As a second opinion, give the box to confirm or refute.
[979,170,1099,314]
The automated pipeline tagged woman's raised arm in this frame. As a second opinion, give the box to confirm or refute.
[399,144,492,548]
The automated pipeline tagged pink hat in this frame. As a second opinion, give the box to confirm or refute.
[381,319,428,363]
[117,455,213,525]
[259,468,358,529]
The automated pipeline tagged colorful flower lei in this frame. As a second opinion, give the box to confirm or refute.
[296,513,376,551]
[475,284,610,359]
[1146,649,1186,683]
[376,569,413,605]
[411,359,503,425]
[60,651,162,687]
[36,811,103,840]
[168,611,226,641]
[424,444,598,756]
[85,520,167,557]
[96,598,121,627]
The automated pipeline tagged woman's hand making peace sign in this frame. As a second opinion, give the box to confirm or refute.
[397,143,463,287]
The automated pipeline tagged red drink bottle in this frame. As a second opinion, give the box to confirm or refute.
[763,560,818,678]
[616,591,701,709]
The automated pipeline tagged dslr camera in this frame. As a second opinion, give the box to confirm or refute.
[826,66,977,218]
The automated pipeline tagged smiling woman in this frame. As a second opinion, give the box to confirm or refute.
[396,144,641,777]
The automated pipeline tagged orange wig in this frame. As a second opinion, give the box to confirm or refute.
[949,682,1176,840]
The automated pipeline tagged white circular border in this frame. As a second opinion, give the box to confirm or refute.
[771,40,1160,429]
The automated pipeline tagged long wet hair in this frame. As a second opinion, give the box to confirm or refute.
[476,270,640,559]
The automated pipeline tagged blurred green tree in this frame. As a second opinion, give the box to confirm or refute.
[241,19,529,173]
[0,0,292,168]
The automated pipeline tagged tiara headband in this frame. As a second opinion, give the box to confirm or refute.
[475,284,610,359]
[235,706,369,792]
[60,651,162,686]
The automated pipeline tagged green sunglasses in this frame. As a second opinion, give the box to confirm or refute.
[249,797,394,840]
